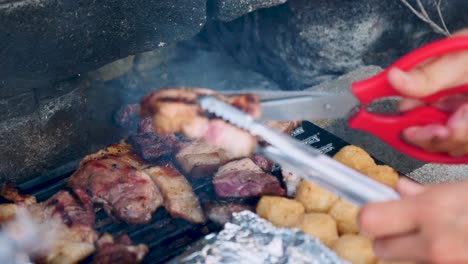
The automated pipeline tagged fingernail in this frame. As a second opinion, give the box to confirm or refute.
[399,70,417,89]
[391,68,415,89]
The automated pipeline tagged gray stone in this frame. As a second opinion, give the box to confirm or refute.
[0,91,36,120]
[202,0,468,89]
[0,0,206,93]
[409,164,468,184]
[211,0,288,22]
[0,79,90,184]
[89,56,135,82]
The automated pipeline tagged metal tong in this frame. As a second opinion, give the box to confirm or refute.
[197,95,400,207]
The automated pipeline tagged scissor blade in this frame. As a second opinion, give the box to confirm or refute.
[221,90,333,101]
[259,92,360,122]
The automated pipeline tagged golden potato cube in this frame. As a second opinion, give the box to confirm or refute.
[256,196,305,227]
[328,198,359,235]
[332,234,377,264]
[295,213,339,247]
[362,165,399,188]
[333,145,375,172]
[295,180,339,213]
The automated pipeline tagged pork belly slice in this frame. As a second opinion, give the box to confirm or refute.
[175,139,242,178]
[213,158,285,198]
[144,164,206,223]
[140,88,260,157]
[68,157,163,224]
[92,233,148,264]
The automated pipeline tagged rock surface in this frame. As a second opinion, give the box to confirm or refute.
[210,0,288,21]
[0,79,90,183]
[0,0,206,91]
[202,0,468,89]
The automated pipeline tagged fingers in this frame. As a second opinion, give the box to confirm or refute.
[401,103,468,156]
[358,200,418,238]
[402,124,450,152]
[387,51,468,98]
[396,178,425,197]
[373,233,426,261]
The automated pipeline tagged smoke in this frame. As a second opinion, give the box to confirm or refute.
[0,207,57,264]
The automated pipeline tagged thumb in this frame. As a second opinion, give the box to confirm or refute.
[387,40,468,98]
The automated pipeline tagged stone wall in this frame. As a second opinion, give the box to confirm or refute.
[1,0,467,183]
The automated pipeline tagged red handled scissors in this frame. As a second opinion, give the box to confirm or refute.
[237,36,468,164]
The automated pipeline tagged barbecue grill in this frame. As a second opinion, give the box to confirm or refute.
[1,1,467,263]
[9,121,399,263]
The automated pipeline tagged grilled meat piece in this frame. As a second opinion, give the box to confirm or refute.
[145,164,206,223]
[69,155,163,225]
[114,103,140,129]
[79,141,147,170]
[92,234,148,264]
[140,88,260,157]
[43,190,95,227]
[281,168,303,197]
[251,153,274,172]
[205,203,254,225]
[213,158,285,198]
[0,186,98,264]
[137,116,155,134]
[127,133,179,163]
[175,139,242,178]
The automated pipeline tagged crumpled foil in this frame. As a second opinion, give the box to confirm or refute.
[169,211,348,264]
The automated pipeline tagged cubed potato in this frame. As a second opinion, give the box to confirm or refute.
[295,213,339,247]
[328,198,359,235]
[256,196,305,227]
[333,145,375,172]
[332,234,377,264]
[362,165,399,189]
[295,180,339,213]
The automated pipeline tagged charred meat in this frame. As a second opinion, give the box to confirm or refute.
[69,153,163,225]
[145,164,206,223]
[140,88,260,157]
[92,234,148,264]
[127,133,179,163]
[213,158,285,198]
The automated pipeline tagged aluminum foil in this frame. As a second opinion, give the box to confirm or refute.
[169,211,348,264]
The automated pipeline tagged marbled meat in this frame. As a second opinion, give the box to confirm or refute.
[68,144,164,225]
[213,158,285,198]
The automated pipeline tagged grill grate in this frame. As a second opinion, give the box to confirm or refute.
[11,121,404,263]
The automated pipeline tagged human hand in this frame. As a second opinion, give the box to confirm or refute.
[387,29,468,157]
[358,178,468,263]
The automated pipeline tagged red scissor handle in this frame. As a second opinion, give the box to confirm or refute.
[349,36,468,164]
